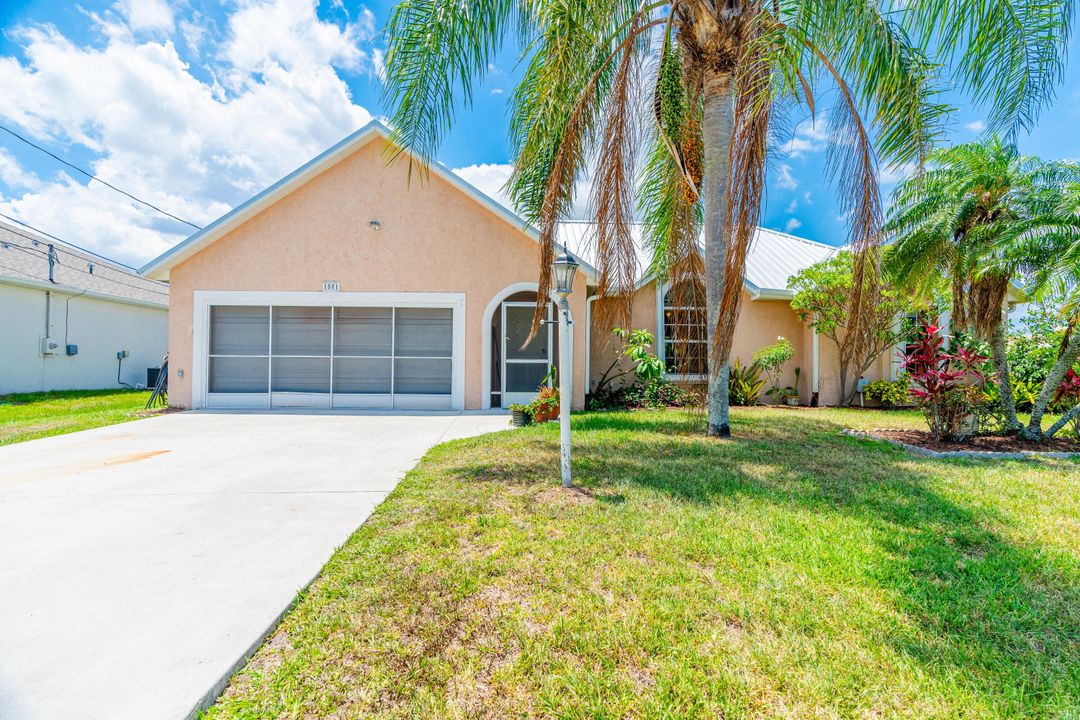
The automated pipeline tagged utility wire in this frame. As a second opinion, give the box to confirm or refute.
[0,243,168,297]
[0,124,203,230]
[0,240,168,299]
[0,212,139,270]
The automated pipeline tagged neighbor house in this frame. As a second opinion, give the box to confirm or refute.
[140,120,896,411]
[0,220,169,395]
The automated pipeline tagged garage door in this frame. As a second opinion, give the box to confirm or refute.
[204,304,456,410]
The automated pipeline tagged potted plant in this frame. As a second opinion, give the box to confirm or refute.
[528,386,560,423]
[508,403,531,427]
[782,386,800,406]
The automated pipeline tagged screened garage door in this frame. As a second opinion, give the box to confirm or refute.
[205,304,455,409]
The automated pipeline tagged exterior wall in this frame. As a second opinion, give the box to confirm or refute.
[166,136,588,410]
[0,282,168,394]
[588,279,894,406]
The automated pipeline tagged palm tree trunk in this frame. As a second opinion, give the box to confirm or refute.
[1024,328,1080,439]
[989,318,1021,432]
[702,69,735,437]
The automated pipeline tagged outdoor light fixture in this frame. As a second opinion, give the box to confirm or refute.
[369,219,381,231]
[552,249,579,298]
[551,246,578,488]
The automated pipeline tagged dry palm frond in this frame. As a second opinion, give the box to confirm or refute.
[591,10,647,333]
[806,40,885,384]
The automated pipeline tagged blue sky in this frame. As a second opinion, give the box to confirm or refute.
[1,0,1079,266]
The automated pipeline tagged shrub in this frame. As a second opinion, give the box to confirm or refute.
[864,377,910,407]
[620,380,699,409]
[752,337,794,403]
[729,359,765,406]
[903,323,991,441]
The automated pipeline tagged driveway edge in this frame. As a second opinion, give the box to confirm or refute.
[183,560,328,720]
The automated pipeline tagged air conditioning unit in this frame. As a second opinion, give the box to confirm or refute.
[41,337,60,356]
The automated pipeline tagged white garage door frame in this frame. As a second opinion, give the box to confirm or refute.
[192,290,466,411]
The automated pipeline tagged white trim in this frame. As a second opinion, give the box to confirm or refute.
[481,282,573,409]
[192,290,465,410]
[0,274,168,310]
[141,120,597,282]
[585,295,597,394]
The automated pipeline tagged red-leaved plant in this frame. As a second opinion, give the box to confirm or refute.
[901,323,992,441]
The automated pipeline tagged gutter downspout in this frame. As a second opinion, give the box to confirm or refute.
[811,329,820,407]
[585,295,597,406]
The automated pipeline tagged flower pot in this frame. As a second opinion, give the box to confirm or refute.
[785,396,800,407]
[511,409,530,427]
[532,406,558,423]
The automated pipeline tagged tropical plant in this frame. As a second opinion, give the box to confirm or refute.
[752,337,794,403]
[528,386,560,422]
[902,323,991,441]
[728,359,765,407]
[591,328,666,406]
[864,377,910,408]
[383,0,1073,437]
[789,250,919,404]
[884,138,1080,432]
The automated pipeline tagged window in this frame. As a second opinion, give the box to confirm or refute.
[663,280,707,376]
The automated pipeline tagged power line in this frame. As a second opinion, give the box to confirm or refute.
[0,212,138,271]
[0,247,169,298]
[0,240,168,299]
[0,123,203,230]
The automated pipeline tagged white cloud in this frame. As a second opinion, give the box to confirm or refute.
[452,162,515,210]
[776,163,798,190]
[0,0,377,264]
[117,0,174,33]
[490,88,504,95]
[803,191,812,204]
[965,119,986,133]
[783,217,803,233]
[785,198,798,213]
[781,118,830,158]
[0,149,42,190]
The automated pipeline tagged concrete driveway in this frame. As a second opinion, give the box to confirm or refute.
[0,410,508,720]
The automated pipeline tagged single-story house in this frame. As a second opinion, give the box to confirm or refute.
[140,120,895,411]
[0,220,169,395]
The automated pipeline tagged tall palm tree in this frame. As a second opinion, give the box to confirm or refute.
[382,0,1073,436]
[885,138,1080,431]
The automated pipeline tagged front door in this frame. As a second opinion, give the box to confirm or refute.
[502,301,552,406]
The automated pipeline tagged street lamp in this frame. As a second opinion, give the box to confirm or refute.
[552,248,578,488]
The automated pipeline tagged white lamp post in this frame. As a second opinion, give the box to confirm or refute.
[552,248,579,488]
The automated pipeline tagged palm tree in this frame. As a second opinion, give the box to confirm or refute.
[382,0,1074,436]
[1013,185,1080,438]
[885,138,1080,431]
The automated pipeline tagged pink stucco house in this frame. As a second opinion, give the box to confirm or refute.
[141,120,895,411]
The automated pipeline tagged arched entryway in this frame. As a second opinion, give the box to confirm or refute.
[482,282,574,409]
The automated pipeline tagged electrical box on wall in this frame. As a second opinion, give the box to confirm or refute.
[66,344,78,356]
[40,337,59,356]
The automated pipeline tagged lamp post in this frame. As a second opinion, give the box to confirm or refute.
[552,248,579,488]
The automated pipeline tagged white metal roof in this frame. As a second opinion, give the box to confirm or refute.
[556,221,838,297]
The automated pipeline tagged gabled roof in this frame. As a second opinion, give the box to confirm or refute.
[0,220,168,308]
[140,119,598,281]
[557,221,838,298]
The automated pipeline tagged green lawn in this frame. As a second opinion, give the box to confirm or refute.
[0,389,157,446]
[205,407,1079,719]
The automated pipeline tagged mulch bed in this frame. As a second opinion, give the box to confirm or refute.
[868,428,1080,454]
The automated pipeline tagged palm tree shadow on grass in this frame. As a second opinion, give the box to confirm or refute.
[447,410,1080,714]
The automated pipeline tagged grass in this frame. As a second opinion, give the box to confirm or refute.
[205,407,1080,719]
[0,388,155,446]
